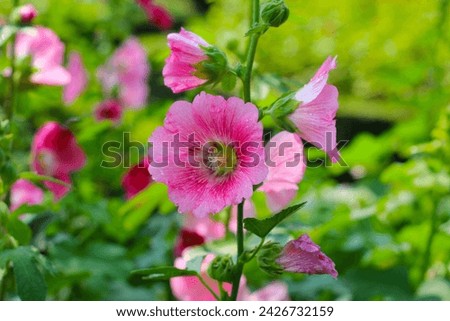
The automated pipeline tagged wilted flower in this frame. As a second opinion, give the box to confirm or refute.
[136,0,173,30]
[31,122,86,200]
[14,26,70,86]
[97,37,150,109]
[10,179,44,211]
[276,234,338,278]
[259,131,305,212]
[149,92,268,217]
[94,99,123,124]
[121,157,152,199]
[288,56,339,162]
[162,28,227,93]
[63,52,88,105]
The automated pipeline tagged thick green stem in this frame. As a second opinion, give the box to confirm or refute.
[230,201,244,300]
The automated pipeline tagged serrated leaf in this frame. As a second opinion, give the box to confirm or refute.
[4,247,47,300]
[131,266,198,281]
[19,171,71,188]
[243,202,306,238]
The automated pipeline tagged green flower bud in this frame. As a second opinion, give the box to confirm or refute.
[207,255,234,283]
[261,0,290,28]
[257,241,284,276]
[194,46,228,84]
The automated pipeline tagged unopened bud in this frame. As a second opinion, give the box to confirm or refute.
[207,255,234,283]
[257,241,284,276]
[261,0,289,28]
[15,4,38,24]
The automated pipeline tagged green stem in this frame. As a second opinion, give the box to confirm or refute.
[420,209,438,283]
[230,201,244,300]
[0,265,8,301]
[197,275,220,301]
[243,0,260,103]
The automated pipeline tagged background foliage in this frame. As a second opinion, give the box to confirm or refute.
[0,0,449,300]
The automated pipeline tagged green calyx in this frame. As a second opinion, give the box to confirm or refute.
[270,91,299,133]
[261,0,290,28]
[256,241,284,276]
[193,46,229,83]
[207,255,235,283]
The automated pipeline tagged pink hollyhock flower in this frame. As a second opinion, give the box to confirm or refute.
[10,179,44,211]
[14,26,70,86]
[136,0,173,30]
[276,234,338,278]
[171,254,247,301]
[94,99,123,124]
[18,4,38,23]
[242,282,290,301]
[121,157,153,199]
[259,131,305,212]
[288,56,340,162]
[31,122,86,200]
[63,52,88,105]
[175,214,225,257]
[162,28,210,93]
[149,92,268,217]
[97,38,149,109]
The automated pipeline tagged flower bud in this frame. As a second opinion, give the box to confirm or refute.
[207,254,234,282]
[193,46,228,84]
[261,0,289,28]
[257,241,284,276]
[11,4,38,24]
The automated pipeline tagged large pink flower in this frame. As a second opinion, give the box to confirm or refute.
[288,56,340,162]
[10,179,44,211]
[63,52,88,105]
[31,122,86,200]
[259,131,305,212]
[276,234,338,278]
[136,0,173,30]
[162,28,210,93]
[14,26,70,86]
[149,92,268,217]
[121,157,153,199]
[97,38,149,109]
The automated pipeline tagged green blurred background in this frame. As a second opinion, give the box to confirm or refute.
[0,0,449,300]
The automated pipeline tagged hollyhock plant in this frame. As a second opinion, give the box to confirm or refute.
[277,234,338,278]
[163,28,222,94]
[18,4,37,23]
[149,92,268,217]
[97,38,150,109]
[121,157,153,199]
[259,131,305,212]
[10,179,44,211]
[288,56,340,162]
[31,122,86,200]
[14,26,70,86]
[94,99,123,124]
[136,0,173,30]
[63,52,88,105]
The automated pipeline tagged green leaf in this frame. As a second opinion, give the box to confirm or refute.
[19,171,71,188]
[11,204,46,218]
[2,247,47,300]
[243,202,306,238]
[131,266,198,281]
[7,219,32,245]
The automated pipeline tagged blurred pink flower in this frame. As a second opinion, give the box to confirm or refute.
[121,157,153,199]
[10,179,44,211]
[241,281,290,301]
[162,28,210,93]
[149,92,268,217]
[97,38,149,109]
[175,214,225,257]
[277,234,338,278]
[259,131,305,212]
[94,99,123,124]
[136,0,173,30]
[63,52,88,105]
[14,26,70,86]
[31,122,86,200]
[18,4,37,23]
[289,56,340,162]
